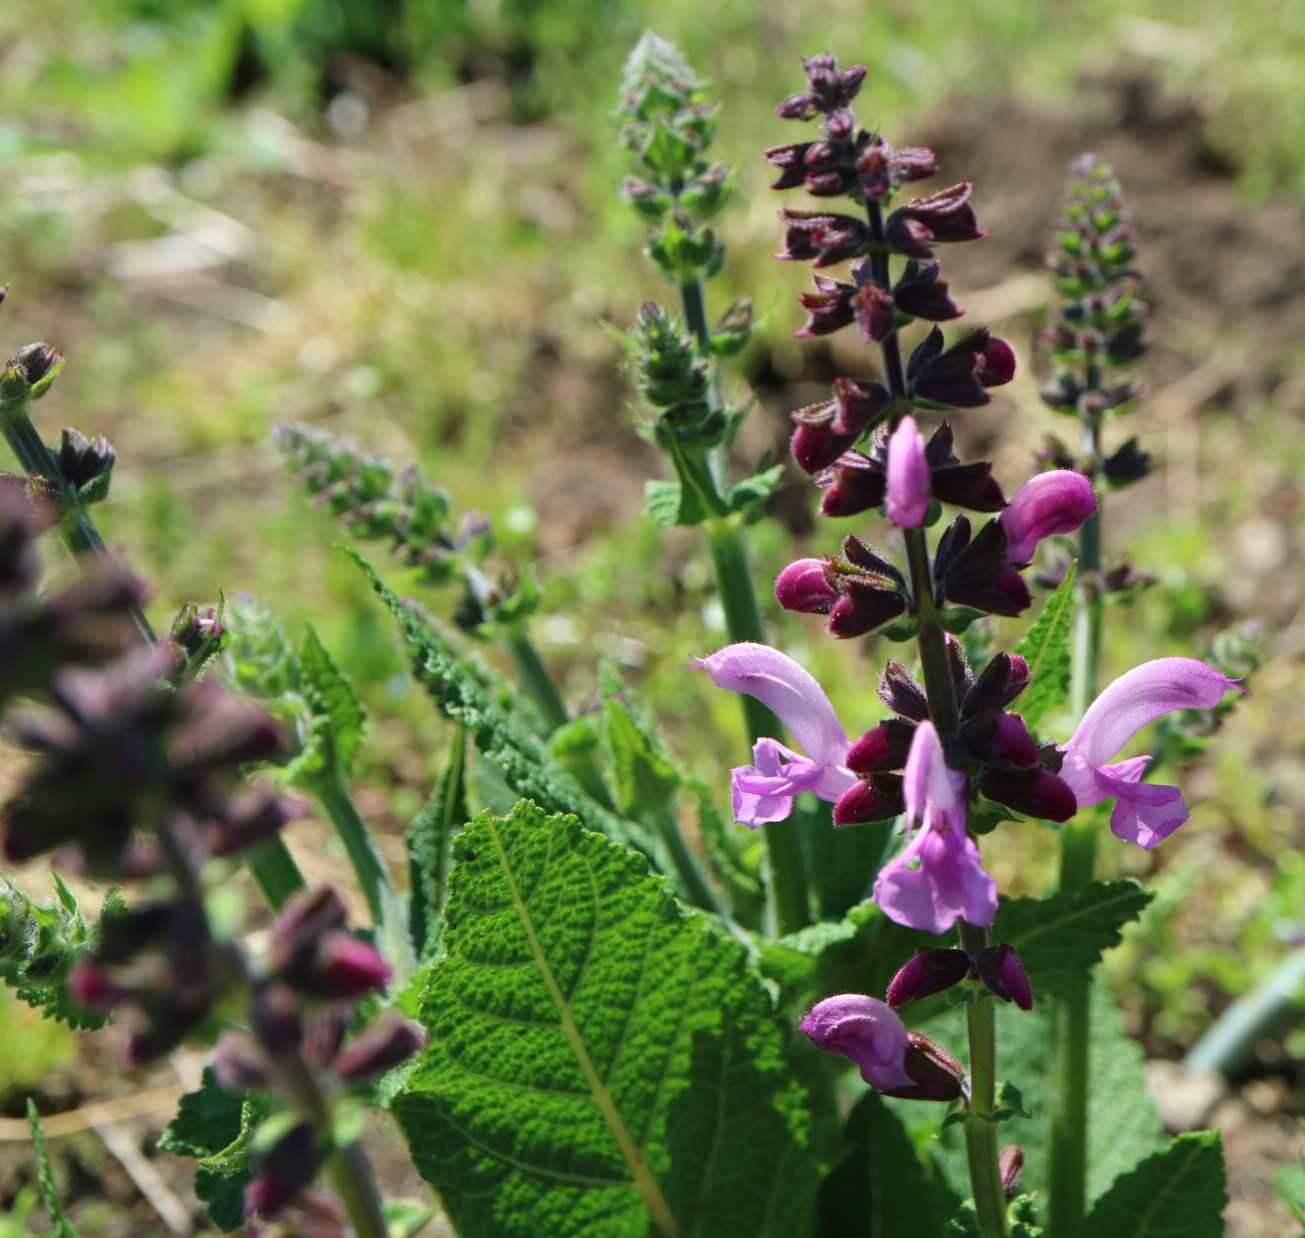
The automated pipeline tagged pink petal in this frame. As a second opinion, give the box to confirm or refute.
[730,738,855,828]
[885,415,930,528]
[1064,657,1241,770]
[692,642,850,765]
[1093,767,1188,849]
[799,994,914,1091]
[902,721,967,834]
[999,470,1096,564]
[873,827,997,935]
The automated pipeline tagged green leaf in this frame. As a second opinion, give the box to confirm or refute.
[603,700,680,828]
[349,550,671,875]
[159,1068,272,1232]
[393,801,820,1238]
[297,623,367,777]
[1012,561,1077,729]
[645,479,690,528]
[407,723,467,962]
[1074,1131,1226,1238]
[992,880,1154,996]
[1,879,116,1029]
[727,464,785,517]
[27,1100,78,1238]
[817,1092,956,1238]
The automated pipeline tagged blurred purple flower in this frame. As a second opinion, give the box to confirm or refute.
[1058,657,1242,848]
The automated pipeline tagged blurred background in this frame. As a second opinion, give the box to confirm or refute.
[1,0,1304,1234]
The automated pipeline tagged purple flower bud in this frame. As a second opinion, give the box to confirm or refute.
[852,281,896,344]
[833,773,904,825]
[976,944,1033,1010]
[886,947,971,1006]
[252,981,304,1058]
[334,1012,425,1082]
[245,1124,322,1221]
[884,183,985,259]
[817,451,885,518]
[1000,1145,1025,1198]
[800,994,914,1091]
[893,262,963,323]
[775,558,837,614]
[909,328,1016,409]
[878,659,930,721]
[269,886,349,973]
[796,275,856,338]
[999,470,1097,564]
[763,141,815,190]
[309,934,392,1000]
[885,416,930,528]
[962,653,1030,717]
[979,766,1078,823]
[845,720,915,774]
[0,342,63,401]
[826,582,907,638]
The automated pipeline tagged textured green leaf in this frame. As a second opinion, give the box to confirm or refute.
[28,1100,78,1238]
[1074,1131,1226,1238]
[1,880,118,1029]
[350,551,671,875]
[603,701,680,826]
[393,801,820,1238]
[159,1068,272,1232]
[645,479,687,529]
[298,623,367,776]
[727,464,784,516]
[408,723,467,962]
[817,1092,956,1238]
[991,880,1154,996]
[1013,562,1077,729]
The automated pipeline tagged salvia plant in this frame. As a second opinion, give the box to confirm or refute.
[0,33,1254,1238]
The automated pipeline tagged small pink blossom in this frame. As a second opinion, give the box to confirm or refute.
[799,994,914,1090]
[999,470,1097,564]
[872,721,996,934]
[692,642,856,827]
[1058,657,1242,848]
[885,415,930,528]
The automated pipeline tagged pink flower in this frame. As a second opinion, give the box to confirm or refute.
[885,415,930,528]
[999,470,1097,565]
[692,642,856,827]
[799,994,914,1090]
[1058,657,1243,849]
[873,721,997,934]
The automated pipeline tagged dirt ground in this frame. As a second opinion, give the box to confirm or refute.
[5,70,1305,1237]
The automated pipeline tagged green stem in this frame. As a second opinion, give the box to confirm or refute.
[504,623,570,734]
[706,514,810,934]
[1,398,155,641]
[678,277,728,489]
[247,835,307,909]
[1049,407,1104,1237]
[317,768,393,931]
[960,946,1008,1238]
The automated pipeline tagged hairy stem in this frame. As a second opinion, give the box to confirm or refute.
[870,196,1006,1236]
[1,398,156,641]
[960,923,1007,1238]
[1049,404,1105,1235]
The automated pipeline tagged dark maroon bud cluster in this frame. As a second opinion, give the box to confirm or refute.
[832,645,1074,828]
[886,942,1034,1011]
[888,1032,966,1103]
[789,377,892,474]
[817,420,1006,519]
[776,536,908,642]
[3,645,294,874]
[55,427,115,497]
